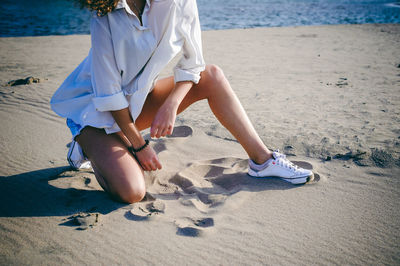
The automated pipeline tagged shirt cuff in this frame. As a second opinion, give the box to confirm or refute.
[174,67,204,84]
[92,91,129,112]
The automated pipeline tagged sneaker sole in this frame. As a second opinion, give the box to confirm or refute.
[281,174,313,185]
[248,172,314,185]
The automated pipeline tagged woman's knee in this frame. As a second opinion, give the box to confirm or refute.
[193,64,227,99]
[203,64,226,84]
[98,168,146,204]
[113,179,146,204]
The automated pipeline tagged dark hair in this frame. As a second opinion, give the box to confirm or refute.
[74,0,120,16]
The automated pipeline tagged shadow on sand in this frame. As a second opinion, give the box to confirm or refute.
[0,159,319,221]
[0,166,126,218]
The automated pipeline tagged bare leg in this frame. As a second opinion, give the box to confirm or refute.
[76,127,145,203]
[75,64,271,203]
[136,64,272,164]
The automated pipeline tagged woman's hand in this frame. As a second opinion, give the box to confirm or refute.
[150,101,178,138]
[134,145,162,171]
[150,81,193,138]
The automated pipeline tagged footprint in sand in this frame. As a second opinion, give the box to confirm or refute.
[170,157,249,213]
[60,212,101,230]
[48,169,100,191]
[150,125,193,153]
[175,217,214,237]
[170,157,321,213]
[125,199,166,221]
[168,125,193,138]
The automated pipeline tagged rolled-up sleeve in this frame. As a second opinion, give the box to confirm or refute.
[174,0,206,84]
[90,14,129,112]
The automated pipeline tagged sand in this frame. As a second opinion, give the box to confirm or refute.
[0,24,399,265]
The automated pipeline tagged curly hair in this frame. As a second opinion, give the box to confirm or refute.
[74,0,120,16]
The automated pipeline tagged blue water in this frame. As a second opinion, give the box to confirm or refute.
[1,0,399,37]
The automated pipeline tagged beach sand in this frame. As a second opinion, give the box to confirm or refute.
[0,24,399,265]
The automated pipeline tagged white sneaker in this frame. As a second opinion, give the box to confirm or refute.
[67,140,91,170]
[248,150,313,184]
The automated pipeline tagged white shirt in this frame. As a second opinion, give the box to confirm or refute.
[50,0,205,134]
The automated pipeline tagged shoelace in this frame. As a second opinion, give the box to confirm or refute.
[273,151,299,172]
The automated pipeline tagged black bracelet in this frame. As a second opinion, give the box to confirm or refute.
[130,139,149,153]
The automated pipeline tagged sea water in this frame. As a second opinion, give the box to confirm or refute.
[1,0,399,37]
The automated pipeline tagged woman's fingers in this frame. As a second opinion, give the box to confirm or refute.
[164,125,174,136]
[152,124,172,138]
[145,160,161,171]
[151,124,165,138]
[150,124,159,138]
[149,154,162,170]
[134,145,161,171]
[148,162,156,171]
[160,127,169,137]
[154,157,162,170]
[142,161,153,171]
[140,155,162,171]
[140,162,148,171]
[156,128,163,138]
[166,125,173,135]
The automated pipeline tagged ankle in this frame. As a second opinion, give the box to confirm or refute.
[251,151,273,165]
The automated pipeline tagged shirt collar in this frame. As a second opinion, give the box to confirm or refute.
[116,0,151,16]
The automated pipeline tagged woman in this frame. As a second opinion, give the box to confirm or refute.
[51,0,312,203]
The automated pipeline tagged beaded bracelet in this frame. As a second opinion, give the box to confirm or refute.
[130,139,149,153]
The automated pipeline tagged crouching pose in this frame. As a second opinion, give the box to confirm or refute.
[50,0,312,203]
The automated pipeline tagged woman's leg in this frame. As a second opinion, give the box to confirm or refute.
[136,64,272,164]
[76,64,270,204]
[76,126,146,203]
